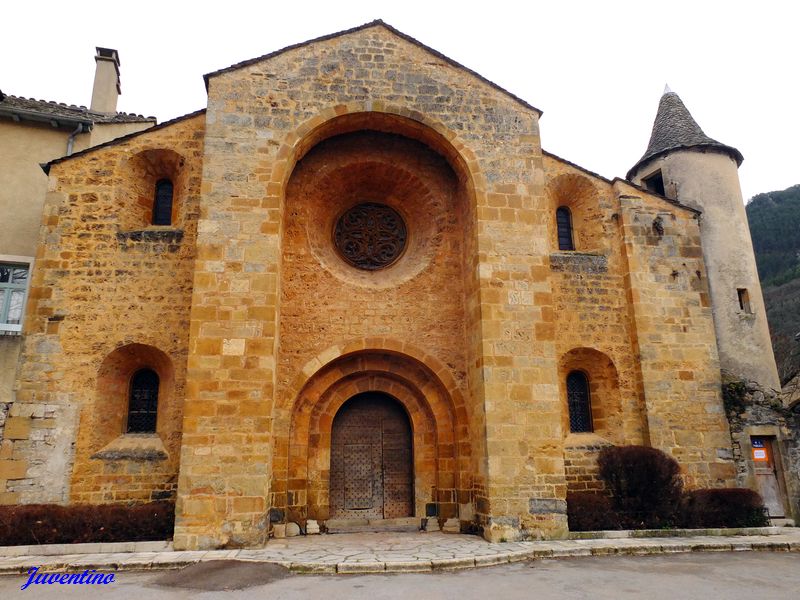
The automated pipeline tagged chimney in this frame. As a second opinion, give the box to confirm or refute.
[90,47,121,114]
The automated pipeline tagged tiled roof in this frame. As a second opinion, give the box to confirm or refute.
[628,91,742,179]
[0,91,155,126]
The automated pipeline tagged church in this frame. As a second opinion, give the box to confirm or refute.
[1,20,795,550]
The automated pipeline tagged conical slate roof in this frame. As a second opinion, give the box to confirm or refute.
[627,90,742,179]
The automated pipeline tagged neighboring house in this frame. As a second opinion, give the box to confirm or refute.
[0,22,796,548]
[0,48,155,404]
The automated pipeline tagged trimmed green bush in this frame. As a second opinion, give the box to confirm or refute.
[598,445,682,528]
[679,488,770,528]
[0,501,174,546]
[566,492,621,531]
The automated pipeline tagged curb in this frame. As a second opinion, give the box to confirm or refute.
[568,526,783,540]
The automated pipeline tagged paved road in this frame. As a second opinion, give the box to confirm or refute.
[2,552,798,599]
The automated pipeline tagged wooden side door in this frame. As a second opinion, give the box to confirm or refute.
[751,437,785,518]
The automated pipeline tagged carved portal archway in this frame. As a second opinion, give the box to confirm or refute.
[281,348,469,525]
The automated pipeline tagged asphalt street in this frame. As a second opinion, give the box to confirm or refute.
[2,551,798,599]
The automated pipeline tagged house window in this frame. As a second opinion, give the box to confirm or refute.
[643,170,666,196]
[567,370,592,433]
[0,262,30,333]
[127,368,159,433]
[737,288,752,314]
[152,179,174,226]
[556,206,575,251]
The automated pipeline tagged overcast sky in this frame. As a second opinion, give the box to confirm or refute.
[2,0,797,201]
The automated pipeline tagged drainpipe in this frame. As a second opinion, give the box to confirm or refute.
[66,123,85,156]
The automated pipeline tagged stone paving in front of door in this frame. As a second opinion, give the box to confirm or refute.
[1,530,799,575]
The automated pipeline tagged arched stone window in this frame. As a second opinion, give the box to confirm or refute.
[127,368,159,433]
[556,206,575,250]
[566,370,592,432]
[152,179,174,226]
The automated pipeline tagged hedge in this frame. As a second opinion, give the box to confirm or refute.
[598,445,682,528]
[566,445,772,531]
[679,488,770,528]
[0,501,174,546]
[566,492,621,531]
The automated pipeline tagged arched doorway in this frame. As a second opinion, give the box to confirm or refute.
[330,392,413,519]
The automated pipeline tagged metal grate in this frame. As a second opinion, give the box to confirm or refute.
[127,368,159,433]
[334,203,407,270]
[567,370,592,433]
[556,206,575,251]
[152,179,174,226]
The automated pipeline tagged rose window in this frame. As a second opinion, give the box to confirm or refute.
[334,203,407,270]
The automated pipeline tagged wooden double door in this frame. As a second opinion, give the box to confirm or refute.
[330,393,413,519]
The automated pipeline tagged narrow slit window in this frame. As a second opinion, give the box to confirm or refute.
[643,170,666,196]
[567,370,592,433]
[127,368,159,433]
[152,179,174,226]
[737,288,752,314]
[556,206,575,251]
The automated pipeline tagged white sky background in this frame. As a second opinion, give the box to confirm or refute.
[2,0,797,201]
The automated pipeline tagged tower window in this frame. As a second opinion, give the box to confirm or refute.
[737,288,752,314]
[152,179,174,226]
[127,368,159,433]
[643,170,666,196]
[566,370,592,433]
[556,206,575,251]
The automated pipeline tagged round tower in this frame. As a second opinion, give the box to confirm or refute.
[627,87,780,389]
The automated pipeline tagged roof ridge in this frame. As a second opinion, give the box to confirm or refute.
[1,92,156,122]
[3,93,88,110]
[203,19,542,117]
[43,108,205,173]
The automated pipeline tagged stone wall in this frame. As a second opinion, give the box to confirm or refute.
[563,438,611,494]
[545,156,647,450]
[1,23,754,548]
[275,130,471,524]
[615,180,736,488]
[629,151,780,390]
[725,379,800,521]
[1,113,205,505]
[0,337,22,405]
[174,22,558,549]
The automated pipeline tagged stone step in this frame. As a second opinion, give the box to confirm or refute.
[325,517,421,534]
[770,518,796,527]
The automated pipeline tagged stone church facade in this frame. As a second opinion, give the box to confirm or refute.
[2,21,795,549]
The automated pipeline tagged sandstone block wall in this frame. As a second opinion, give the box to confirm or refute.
[615,180,735,488]
[1,23,756,549]
[175,23,562,548]
[1,113,205,505]
[276,130,470,523]
[545,155,647,449]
